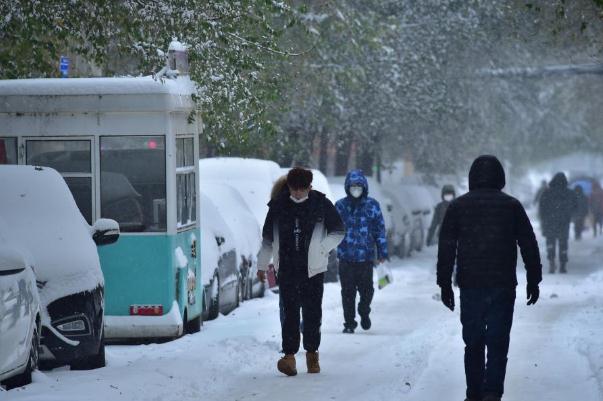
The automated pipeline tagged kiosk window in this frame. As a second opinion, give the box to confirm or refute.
[0,138,17,164]
[176,138,196,228]
[26,139,93,224]
[100,136,166,232]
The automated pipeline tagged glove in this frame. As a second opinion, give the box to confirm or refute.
[527,283,539,305]
[440,285,455,311]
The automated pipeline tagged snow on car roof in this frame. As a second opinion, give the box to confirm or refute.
[0,165,103,306]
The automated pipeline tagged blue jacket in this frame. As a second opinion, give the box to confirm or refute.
[335,170,388,262]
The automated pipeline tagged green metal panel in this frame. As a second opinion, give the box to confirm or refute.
[98,234,173,316]
[171,227,202,321]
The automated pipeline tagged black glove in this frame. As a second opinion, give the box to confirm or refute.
[527,283,539,306]
[440,285,455,311]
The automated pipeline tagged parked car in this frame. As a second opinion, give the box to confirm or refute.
[200,193,241,320]
[199,157,282,227]
[0,166,119,370]
[0,235,40,390]
[201,182,264,301]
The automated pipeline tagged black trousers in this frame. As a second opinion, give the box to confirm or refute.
[279,271,324,355]
[460,287,516,399]
[339,261,374,329]
[546,235,568,264]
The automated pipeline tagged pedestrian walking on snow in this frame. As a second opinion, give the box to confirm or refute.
[335,169,388,334]
[538,172,577,273]
[573,185,589,241]
[426,184,456,247]
[437,155,542,401]
[257,167,345,376]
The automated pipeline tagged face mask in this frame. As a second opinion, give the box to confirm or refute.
[443,194,454,202]
[290,195,308,203]
[350,186,363,198]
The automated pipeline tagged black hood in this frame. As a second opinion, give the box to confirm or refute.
[549,172,568,190]
[468,155,506,191]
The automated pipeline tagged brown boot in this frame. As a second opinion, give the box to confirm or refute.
[306,351,320,374]
[277,354,297,376]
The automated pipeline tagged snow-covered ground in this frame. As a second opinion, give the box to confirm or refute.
[5,225,603,400]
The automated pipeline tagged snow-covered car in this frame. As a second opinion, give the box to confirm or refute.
[201,182,264,301]
[200,193,241,320]
[0,237,40,390]
[0,166,119,370]
[199,157,282,228]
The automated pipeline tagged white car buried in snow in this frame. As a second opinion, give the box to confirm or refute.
[0,166,119,370]
[0,238,40,390]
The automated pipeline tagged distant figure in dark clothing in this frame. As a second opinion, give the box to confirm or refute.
[437,155,542,401]
[590,182,603,237]
[427,184,456,246]
[538,173,577,274]
[257,167,345,376]
[533,180,548,207]
[573,186,589,241]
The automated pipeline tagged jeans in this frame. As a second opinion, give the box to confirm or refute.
[546,235,568,264]
[279,271,324,355]
[339,261,374,329]
[460,287,516,399]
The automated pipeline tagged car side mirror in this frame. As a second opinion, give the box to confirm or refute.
[92,218,120,246]
[215,236,225,246]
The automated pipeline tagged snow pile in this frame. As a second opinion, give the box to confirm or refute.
[0,165,103,307]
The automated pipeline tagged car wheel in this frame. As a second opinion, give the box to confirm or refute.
[185,311,201,334]
[207,272,220,320]
[70,331,105,370]
[235,275,243,308]
[2,323,39,389]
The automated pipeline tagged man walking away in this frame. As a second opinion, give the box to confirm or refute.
[437,155,542,401]
[335,169,388,334]
[257,167,345,376]
[427,184,456,247]
[573,185,589,241]
[538,172,577,273]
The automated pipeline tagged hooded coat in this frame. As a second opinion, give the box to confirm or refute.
[426,185,456,246]
[538,173,577,238]
[335,170,388,263]
[436,155,542,288]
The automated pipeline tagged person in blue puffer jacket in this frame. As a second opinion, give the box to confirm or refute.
[335,169,388,333]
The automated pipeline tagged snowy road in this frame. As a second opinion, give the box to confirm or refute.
[5,234,603,401]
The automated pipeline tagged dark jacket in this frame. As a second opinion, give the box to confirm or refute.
[538,173,577,238]
[258,189,345,278]
[335,169,388,263]
[426,185,455,246]
[574,187,589,221]
[436,155,542,289]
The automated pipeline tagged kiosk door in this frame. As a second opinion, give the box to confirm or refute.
[25,138,94,224]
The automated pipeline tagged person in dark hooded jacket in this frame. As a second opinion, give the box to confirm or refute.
[426,184,456,246]
[573,185,589,241]
[335,169,388,333]
[538,172,577,273]
[437,155,542,401]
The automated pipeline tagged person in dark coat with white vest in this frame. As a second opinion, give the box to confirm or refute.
[257,167,345,377]
[437,155,542,401]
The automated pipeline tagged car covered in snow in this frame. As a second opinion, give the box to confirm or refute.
[200,182,265,301]
[200,193,242,320]
[0,166,119,370]
[0,235,40,390]
[199,157,282,228]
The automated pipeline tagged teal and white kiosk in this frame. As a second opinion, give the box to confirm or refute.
[0,51,203,339]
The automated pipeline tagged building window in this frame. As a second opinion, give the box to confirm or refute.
[176,137,196,228]
[0,138,17,164]
[100,136,166,232]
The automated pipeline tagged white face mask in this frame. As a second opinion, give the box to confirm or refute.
[350,186,363,198]
[443,194,454,202]
[290,195,308,203]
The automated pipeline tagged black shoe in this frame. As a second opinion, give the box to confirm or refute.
[360,315,371,330]
[560,263,567,273]
[342,327,354,334]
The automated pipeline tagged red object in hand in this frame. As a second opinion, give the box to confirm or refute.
[267,264,277,288]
